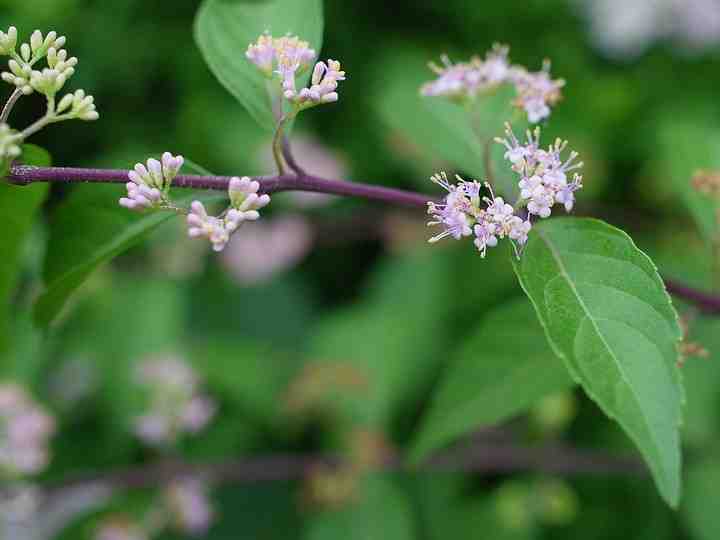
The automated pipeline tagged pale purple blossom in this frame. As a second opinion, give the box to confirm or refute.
[495,123,583,219]
[133,356,216,446]
[426,174,531,258]
[246,33,317,102]
[512,63,565,124]
[0,383,55,476]
[165,479,214,535]
[245,34,275,76]
[421,44,564,123]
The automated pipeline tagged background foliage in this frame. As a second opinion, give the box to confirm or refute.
[2,0,720,538]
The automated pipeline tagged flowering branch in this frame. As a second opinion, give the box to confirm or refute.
[8,163,720,313]
[6,163,432,208]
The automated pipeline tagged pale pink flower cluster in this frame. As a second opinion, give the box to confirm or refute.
[421,44,565,123]
[246,33,345,108]
[427,126,583,257]
[426,173,531,258]
[221,215,314,285]
[495,124,583,217]
[187,177,271,252]
[165,478,214,535]
[133,356,216,447]
[247,33,316,81]
[120,153,184,211]
[0,383,55,475]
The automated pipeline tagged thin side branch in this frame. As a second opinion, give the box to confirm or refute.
[0,88,23,124]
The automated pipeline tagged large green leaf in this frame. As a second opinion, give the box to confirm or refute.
[195,0,324,131]
[374,49,524,198]
[0,144,50,354]
[513,217,683,506]
[409,298,574,462]
[35,164,223,329]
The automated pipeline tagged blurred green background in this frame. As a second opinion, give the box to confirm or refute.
[2,0,720,539]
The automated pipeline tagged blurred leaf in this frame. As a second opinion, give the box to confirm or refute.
[306,249,453,431]
[307,244,521,439]
[374,48,523,198]
[0,144,50,354]
[35,183,223,329]
[682,460,720,540]
[195,0,324,131]
[405,473,536,540]
[682,317,720,447]
[190,341,302,429]
[409,297,574,462]
[655,114,720,247]
[514,217,683,507]
[303,475,415,540]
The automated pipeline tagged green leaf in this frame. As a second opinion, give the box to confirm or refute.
[374,48,524,198]
[409,298,575,462]
[513,217,683,506]
[303,475,415,540]
[195,0,324,131]
[35,162,224,328]
[0,144,50,354]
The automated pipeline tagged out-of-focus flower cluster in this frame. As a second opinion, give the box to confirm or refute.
[427,125,583,257]
[94,478,214,540]
[96,517,148,540]
[165,478,214,536]
[246,33,346,110]
[0,383,56,476]
[579,0,720,58]
[420,44,564,123]
[221,215,314,285]
[133,356,216,447]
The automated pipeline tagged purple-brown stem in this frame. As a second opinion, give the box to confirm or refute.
[6,164,431,208]
[44,442,645,496]
[6,163,720,313]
